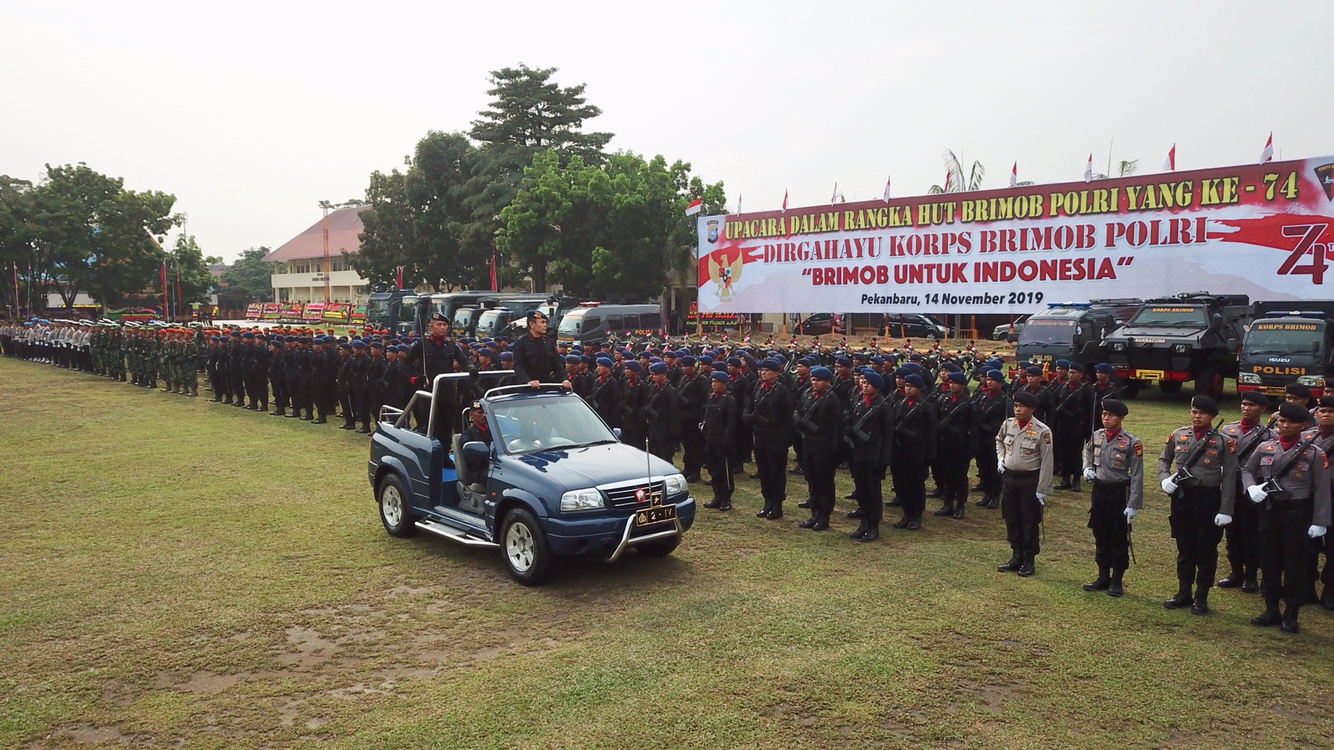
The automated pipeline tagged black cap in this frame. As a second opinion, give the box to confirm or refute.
[1240,391,1270,408]
[1286,383,1312,399]
[1013,391,1039,408]
[1278,402,1312,423]
[1191,394,1219,416]
[430,312,450,323]
[1319,396,1334,410]
[1101,399,1128,418]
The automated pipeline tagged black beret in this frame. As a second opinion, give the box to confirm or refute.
[1319,396,1334,410]
[1013,391,1039,408]
[430,312,449,323]
[1191,394,1219,416]
[1278,402,1312,423]
[1025,366,1043,376]
[1240,391,1270,408]
[1101,399,1128,418]
[1286,383,1312,399]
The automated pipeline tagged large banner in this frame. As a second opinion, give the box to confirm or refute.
[322,303,351,324]
[350,304,367,326]
[245,303,262,320]
[696,156,1334,314]
[261,303,282,321]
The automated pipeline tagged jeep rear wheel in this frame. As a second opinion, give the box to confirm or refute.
[378,473,417,538]
[501,508,554,585]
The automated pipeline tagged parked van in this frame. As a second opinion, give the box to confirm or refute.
[556,303,664,346]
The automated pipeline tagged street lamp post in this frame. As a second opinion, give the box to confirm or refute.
[319,201,333,303]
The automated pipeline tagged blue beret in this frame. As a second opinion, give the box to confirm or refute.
[625,361,643,372]
[947,371,968,385]
[478,348,494,358]
[663,350,677,358]
[1069,362,1085,372]
[596,357,613,367]
[370,341,383,349]
[941,362,960,372]
[810,366,833,381]
[1055,359,1071,368]
[526,309,546,321]
[680,355,696,366]
[853,351,869,361]
[650,356,663,364]
[1014,391,1040,408]
[698,355,714,365]
[649,362,668,375]
[904,373,925,388]
[894,367,912,378]
[242,332,254,339]
[759,358,782,372]
[579,355,591,365]
[985,368,1004,381]
[863,371,885,390]
[565,354,581,364]
[710,370,730,384]
[639,350,653,358]
[352,341,366,349]
[339,343,352,350]
[499,351,513,361]
[905,362,923,373]
[870,356,885,365]
[727,357,742,368]
[1095,363,1115,375]
[1026,366,1043,376]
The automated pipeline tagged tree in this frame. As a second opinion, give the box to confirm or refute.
[0,176,37,313]
[169,234,216,306]
[499,149,725,299]
[220,247,275,303]
[928,149,985,194]
[1093,159,1140,180]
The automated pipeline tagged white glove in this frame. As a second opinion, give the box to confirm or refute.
[1123,507,1138,521]
[1214,513,1232,527]
[1247,485,1268,504]
[1309,525,1328,539]
[1036,493,1046,506]
[997,459,1006,474]
[1160,477,1178,494]
[1083,467,1097,482]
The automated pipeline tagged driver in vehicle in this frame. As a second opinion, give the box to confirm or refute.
[461,401,492,492]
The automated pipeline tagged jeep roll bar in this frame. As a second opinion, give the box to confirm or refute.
[384,370,518,439]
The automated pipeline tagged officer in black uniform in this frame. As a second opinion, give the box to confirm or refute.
[747,358,794,520]
[796,366,844,531]
[702,370,738,511]
[511,310,567,388]
[676,355,709,482]
[934,371,976,519]
[404,313,477,443]
[644,361,680,461]
[846,369,893,540]
[891,373,937,530]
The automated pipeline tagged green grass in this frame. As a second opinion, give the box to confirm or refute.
[2,358,1332,749]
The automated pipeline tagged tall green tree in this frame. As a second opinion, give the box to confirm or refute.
[168,234,217,306]
[219,247,274,302]
[0,176,37,312]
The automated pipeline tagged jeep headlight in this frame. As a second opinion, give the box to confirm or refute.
[1238,372,1260,384]
[560,488,604,512]
[1111,342,1125,352]
[1172,344,1189,353]
[663,473,688,496]
[1298,375,1325,387]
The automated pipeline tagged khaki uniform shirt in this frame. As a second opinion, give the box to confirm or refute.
[1083,428,1145,509]
[1157,425,1238,514]
[1242,437,1333,526]
[995,417,1054,496]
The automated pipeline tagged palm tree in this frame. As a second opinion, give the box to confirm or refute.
[1093,159,1139,180]
[928,149,985,194]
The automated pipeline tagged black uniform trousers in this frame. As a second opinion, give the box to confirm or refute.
[271,375,287,413]
[1224,479,1260,579]
[1088,479,1131,571]
[1168,484,1225,590]
[975,443,1002,498]
[851,460,883,523]
[753,441,788,514]
[937,443,971,510]
[1258,498,1316,609]
[681,423,704,478]
[891,455,927,520]
[803,447,838,520]
[705,440,733,505]
[1001,469,1044,556]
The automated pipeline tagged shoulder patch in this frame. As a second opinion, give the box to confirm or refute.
[1134,442,1143,457]
[1043,431,1051,444]
[1324,453,1330,470]
[1227,438,1236,454]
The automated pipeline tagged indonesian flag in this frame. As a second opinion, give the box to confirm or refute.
[684,198,703,216]
[1009,162,1018,188]
[1260,132,1274,164]
[882,176,891,202]
[395,265,404,289]
[1162,144,1176,172]
[735,194,742,215]
[488,255,498,291]
[781,190,788,212]
[1083,153,1093,183]
[943,171,952,192]
[830,182,839,204]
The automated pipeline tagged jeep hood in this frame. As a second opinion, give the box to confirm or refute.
[509,442,679,489]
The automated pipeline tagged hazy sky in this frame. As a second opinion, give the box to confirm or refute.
[4,1,1331,262]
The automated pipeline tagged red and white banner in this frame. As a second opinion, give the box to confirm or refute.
[696,156,1334,314]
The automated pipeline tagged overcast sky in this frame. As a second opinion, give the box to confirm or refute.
[4,0,1331,262]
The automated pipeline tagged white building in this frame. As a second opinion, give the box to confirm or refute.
[265,206,370,304]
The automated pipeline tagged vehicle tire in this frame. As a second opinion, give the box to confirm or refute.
[500,508,554,585]
[1159,380,1183,394]
[1194,366,1224,401]
[636,535,681,558]
[1122,382,1141,400]
[378,473,417,538]
[927,331,940,340]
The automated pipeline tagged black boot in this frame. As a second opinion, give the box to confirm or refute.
[766,505,783,521]
[983,495,1000,509]
[810,515,829,531]
[1017,555,1035,577]
[1280,603,1300,634]
[847,508,866,519]
[703,499,722,509]
[926,487,943,499]
[1191,586,1211,616]
[858,524,879,542]
[756,500,772,518]
[997,553,1022,573]
[1083,567,1111,591]
[1216,569,1245,588]
[717,500,732,511]
[1241,575,1260,594]
[1055,477,1072,490]
[1251,601,1282,626]
[799,515,819,529]
[933,503,955,517]
[1163,582,1193,609]
[1107,570,1125,597]
[952,503,965,520]
[849,521,868,540]
[797,500,813,509]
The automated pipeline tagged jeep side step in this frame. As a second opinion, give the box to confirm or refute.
[415,519,500,548]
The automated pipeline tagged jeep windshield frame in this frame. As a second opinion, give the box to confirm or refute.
[489,394,619,455]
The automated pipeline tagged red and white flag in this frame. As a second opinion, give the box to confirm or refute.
[684,198,703,216]
[488,255,498,291]
[394,265,404,290]
[830,182,839,204]
[735,194,742,215]
[1009,162,1018,188]
[781,190,788,213]
[882,176,891,202]
[1260,132,1274,164]
[1083,153,1093,183]
[943,171,952,192]
[1162,144,1176,172]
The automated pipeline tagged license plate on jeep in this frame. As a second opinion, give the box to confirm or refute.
[636,505,676,526]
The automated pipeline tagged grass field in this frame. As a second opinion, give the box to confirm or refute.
[2,356,1332,750]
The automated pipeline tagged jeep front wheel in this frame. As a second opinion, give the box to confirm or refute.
[636,535,681,558]
[378,473,417,538]
[501,508,554,585]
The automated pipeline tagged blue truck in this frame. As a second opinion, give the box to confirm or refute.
[367,373,696,585]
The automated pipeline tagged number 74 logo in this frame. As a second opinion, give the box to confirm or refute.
[1278,224,1331,284]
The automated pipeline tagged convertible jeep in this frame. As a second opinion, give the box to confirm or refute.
[368,374,695,585]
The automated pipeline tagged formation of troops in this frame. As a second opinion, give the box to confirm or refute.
[4,310,1332,633]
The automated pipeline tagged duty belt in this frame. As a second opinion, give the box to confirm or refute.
[1005,468,1039,479]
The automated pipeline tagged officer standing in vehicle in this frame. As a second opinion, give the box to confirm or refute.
[511,310,568,389]
[996,390,1054,577]
[1243,402,1331,634]
[1080,399,1143,597]
[404,313,477,442]
[1157,395,1235,616]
